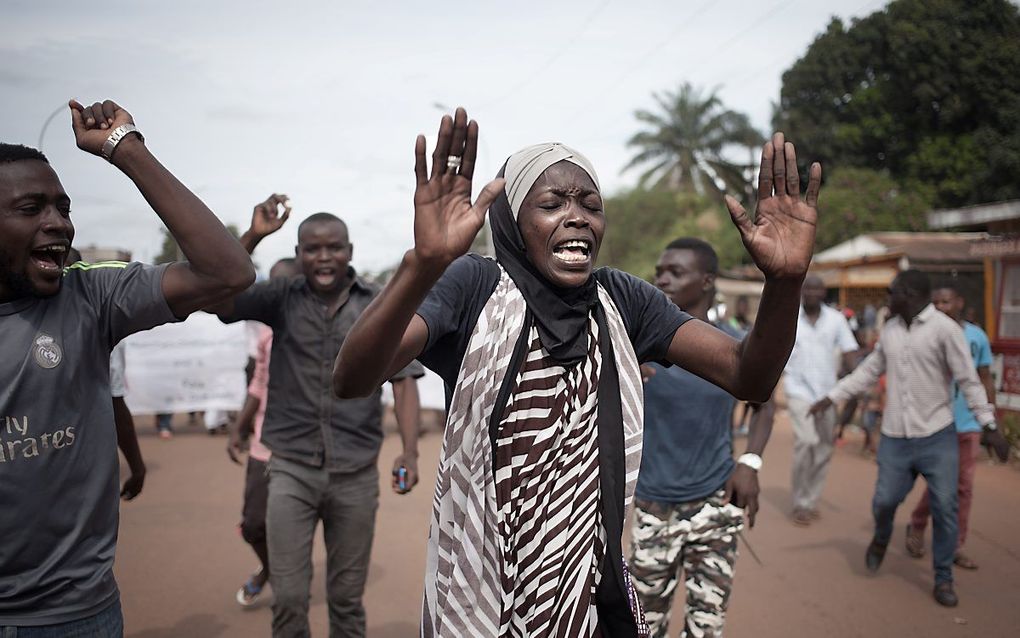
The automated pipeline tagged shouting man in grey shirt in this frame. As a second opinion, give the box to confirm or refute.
[0,101,254,634]
[211,197,423,638]
[811,269,1009,608]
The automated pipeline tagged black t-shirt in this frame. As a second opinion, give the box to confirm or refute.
[416,254,691,400]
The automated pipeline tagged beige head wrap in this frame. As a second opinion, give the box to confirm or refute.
[503,143,600,218]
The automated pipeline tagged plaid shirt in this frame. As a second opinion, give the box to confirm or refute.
[828,304,994,438]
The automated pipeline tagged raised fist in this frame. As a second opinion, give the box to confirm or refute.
[68,99,136,158]
[250,193,292,239]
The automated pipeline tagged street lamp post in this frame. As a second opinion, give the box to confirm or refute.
[38,104,68,152]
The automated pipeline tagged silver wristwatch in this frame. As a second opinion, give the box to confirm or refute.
[101,124,144,162]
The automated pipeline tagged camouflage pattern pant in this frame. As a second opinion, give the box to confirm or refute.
[629,490,743,638]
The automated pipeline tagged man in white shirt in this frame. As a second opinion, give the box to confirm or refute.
[783,275,858,526]
[811,270,1009,608]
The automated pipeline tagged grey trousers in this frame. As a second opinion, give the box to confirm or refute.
[789,398,837,511]
[267,456,379,638]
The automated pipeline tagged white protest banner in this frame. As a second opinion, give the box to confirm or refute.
[122,312,249,414]
[379,368,446,411]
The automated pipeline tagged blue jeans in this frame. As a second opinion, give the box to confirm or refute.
[1,599,122,637]
[156,413,173,432]
[873,426,959,584]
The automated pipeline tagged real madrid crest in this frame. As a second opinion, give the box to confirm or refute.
[33,333,63,369]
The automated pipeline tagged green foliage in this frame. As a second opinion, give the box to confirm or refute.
[774,0,1020,208]
[1000,411,1020,461]
[626,83,763,199]
[153,227,178,264]
[815,167,932,250]
[598,187,746,280]
[153,224,241,265]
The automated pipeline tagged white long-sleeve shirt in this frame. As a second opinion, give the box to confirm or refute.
[828,304,994,438]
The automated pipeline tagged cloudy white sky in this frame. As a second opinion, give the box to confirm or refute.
[3,0,888,273]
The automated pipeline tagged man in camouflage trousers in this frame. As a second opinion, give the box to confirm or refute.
[630,239,775,637]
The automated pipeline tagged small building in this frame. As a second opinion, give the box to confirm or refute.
[809,232,989,324]
[77,245,132,263]
[928,200,1020,415]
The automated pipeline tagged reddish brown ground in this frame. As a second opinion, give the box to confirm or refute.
[116,411,1020,637]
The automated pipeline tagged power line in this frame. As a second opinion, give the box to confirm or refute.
[721,0,889,89]
[563,0,716,126]
[700,0,799,62]
[475,0,613,111]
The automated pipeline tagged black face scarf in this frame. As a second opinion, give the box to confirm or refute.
[490,143,602,365]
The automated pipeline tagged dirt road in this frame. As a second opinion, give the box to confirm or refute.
[116,412,1020,637]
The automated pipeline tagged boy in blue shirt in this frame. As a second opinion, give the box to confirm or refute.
[906,283,996,570]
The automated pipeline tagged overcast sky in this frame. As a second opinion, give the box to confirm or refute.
[3,0,889,273]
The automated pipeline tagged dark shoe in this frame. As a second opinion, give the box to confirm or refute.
[933,582,958,607]
[808,508,822,521]
[865,538,887,573]
[905,524,925,559]
[953,552,978,570]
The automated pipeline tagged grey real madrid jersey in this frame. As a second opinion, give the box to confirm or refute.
[0,261,176,625]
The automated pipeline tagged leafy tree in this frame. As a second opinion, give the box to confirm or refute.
[625,83,763,199]
[598,188,747,281]
[153,227,179,264]
[153,224,241,264]
[814,167,932,250]
[774,0,1020,208]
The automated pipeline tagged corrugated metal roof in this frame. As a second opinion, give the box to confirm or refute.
[814,232,988,264]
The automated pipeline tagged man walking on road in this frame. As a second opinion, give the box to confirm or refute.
[212,196,424,637]
[906,282,996,571]
[783,275,858,526]
[630,238,776,638]
[811,270,1009,607]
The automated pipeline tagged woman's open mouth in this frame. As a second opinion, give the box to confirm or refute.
[552,239,592,266]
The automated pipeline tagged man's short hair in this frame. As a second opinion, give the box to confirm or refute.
[932,279,963,298]
[897,269,931,299]
[664,237,718,274]
[0,143,49,164]
[297,212,346,238]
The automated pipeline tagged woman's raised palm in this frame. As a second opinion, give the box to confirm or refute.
[412,107,503,267]
[724,132,822,281]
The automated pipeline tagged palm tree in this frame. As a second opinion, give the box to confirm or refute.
[625,83,763,199]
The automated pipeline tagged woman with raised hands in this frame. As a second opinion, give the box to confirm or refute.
[333,107,821,637]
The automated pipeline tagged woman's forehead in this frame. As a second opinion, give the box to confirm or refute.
[529,161,599,195]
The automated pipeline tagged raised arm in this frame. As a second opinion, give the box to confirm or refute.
[332,108,504,398]
[666,133,821,402]
[206,194,291,317]
[69,100,254,317]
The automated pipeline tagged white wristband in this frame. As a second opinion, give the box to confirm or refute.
[738,453,762,471]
